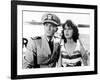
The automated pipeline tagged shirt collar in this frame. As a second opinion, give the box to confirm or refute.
[60,39,64,46]
[46,36,54,42]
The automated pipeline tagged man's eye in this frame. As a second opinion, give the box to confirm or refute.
[45,24,48,26]
[68,28,72,30]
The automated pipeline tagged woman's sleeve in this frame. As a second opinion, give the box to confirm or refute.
[79,39,90,66]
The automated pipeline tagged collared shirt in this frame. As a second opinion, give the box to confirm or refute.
[46,37,54,53]
[46,36,54,42]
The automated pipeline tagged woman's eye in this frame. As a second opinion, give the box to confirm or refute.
[65,28,72,30]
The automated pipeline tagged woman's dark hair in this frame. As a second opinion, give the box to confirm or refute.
[61,20,79,43]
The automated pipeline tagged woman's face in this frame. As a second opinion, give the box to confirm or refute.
[64,24,73,39]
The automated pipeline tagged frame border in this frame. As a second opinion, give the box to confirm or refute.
[11,1,98,79]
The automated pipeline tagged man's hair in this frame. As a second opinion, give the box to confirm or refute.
[61,20,79,43]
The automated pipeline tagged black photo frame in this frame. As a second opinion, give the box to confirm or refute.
[11,0,97,79]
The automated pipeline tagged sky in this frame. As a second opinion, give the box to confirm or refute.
[23,11,90,38]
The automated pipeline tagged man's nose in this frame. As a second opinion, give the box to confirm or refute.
[48,26,52,30]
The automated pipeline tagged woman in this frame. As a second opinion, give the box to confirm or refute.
[60,20,89,67]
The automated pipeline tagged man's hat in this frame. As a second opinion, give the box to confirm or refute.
[41,13,61,26]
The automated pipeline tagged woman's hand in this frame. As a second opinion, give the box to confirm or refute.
[82,50,90,66]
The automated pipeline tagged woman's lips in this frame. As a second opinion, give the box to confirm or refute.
[66,34,69,36]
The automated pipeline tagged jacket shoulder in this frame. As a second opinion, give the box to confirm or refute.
[31,36,42,40]
[30,36,42,47]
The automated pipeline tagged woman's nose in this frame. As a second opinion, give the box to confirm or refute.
[66,29,68,32]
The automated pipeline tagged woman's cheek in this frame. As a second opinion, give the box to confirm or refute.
[71,31,73,37]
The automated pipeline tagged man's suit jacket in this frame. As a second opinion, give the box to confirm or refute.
[23,35,60,68]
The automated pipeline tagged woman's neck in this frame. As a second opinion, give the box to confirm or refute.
[66,38,74,44]
[64,38,76,55]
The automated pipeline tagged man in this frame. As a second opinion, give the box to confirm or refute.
[23,13,61,68]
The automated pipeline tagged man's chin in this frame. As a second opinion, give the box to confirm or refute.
[46,34,53,37]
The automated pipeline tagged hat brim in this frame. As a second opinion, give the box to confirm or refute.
[43,20,60,26]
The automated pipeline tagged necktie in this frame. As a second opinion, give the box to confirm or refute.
[48,39,53,53]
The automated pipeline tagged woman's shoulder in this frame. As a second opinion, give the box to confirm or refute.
[74,40,82,51]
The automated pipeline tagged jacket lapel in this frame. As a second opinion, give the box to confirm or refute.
[41,36,51,56]
[41,36,59,56]
[52,39,58,54]
[39,36,60,65]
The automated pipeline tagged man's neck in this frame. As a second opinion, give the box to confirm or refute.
[44,34,53,41]
[48,36,53,39]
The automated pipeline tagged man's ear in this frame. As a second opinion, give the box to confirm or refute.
[56,28,58,32]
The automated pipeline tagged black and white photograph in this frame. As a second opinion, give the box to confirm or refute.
[11,1,97,79]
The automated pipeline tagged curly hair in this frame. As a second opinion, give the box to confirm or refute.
[61,20,79,43]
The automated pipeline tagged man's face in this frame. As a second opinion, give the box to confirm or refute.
[44,23,57,37]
